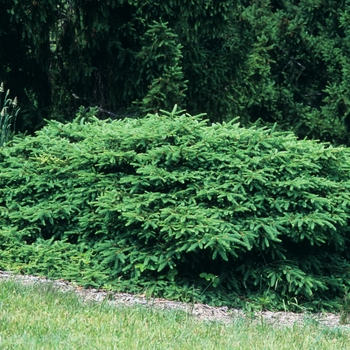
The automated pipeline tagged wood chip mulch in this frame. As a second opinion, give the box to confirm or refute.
[1,270,349,329]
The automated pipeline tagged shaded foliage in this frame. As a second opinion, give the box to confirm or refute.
[1,1,350,144]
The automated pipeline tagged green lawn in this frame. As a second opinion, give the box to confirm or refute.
[0,279,349,350]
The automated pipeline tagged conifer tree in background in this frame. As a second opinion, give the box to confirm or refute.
[46,0,236,121]
[129,20,188,115]
[236,0,350,144]
[0,0,58,131]
[1,0,350,144]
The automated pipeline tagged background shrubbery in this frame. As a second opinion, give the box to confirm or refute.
[1,107,350,311]
[2,0,350,145]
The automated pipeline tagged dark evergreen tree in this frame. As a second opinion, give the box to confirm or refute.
[0,0,58,131]
[2,0,350,144]
[235,0,350,144]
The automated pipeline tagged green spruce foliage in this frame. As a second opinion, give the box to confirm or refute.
[1,106,350,311]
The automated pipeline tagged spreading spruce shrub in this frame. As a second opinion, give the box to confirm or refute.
[1,106,350,311]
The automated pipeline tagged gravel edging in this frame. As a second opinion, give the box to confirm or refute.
[1,270,349,329]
